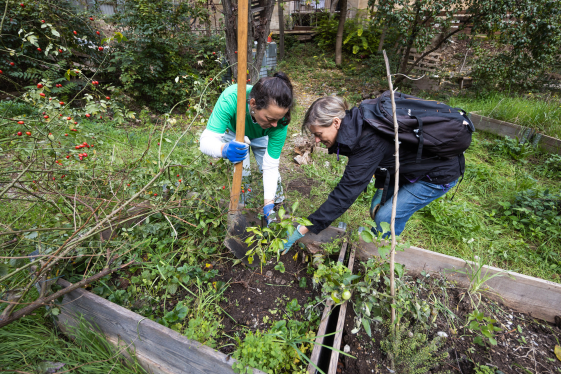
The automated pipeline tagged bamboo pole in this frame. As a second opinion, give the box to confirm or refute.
[383,50,400,326]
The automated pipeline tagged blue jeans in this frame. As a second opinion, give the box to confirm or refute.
[372,179,457,237]
[223,130,284,203]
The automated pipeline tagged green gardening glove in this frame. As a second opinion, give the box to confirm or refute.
[282,225,305,255]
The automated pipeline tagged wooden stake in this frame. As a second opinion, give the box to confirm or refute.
[229,0,249,212]
[383,50,400,326]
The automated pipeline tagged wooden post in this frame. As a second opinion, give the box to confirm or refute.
[229,0,249,212]
[382,50,400,326]
[278,0,285,61]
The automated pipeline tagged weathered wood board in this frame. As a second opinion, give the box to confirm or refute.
[355,240,561,323]
[56,279,266,374]
[328,246,356,374]
[471,113,561,155]
[308,242,348,373]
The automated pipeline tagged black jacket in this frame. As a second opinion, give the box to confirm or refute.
[306,106,465,234]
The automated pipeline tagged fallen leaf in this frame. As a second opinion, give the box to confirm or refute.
[555,345,561,362]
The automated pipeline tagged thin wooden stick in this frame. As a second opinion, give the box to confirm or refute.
[383,50,400,326]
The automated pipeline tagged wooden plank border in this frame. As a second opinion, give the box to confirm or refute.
[56,279,266,374]
[355,239,561,323]
[471,113,561,155]
[327,246,356,374]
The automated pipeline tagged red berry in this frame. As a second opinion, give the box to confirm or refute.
[99,116,102,119]
[235,51,237,54]
[75,146,80,149]
[37,83,43,88]
[209,78,213,81]
[61,175,65,178]
[178,179,182,182]
[17,121,24,124]
[212,52,216,55]
[106,96,110,100]
[241,189,244,193]
[83,142,87,145]
[79,156,83,161]
[44,115,49,119]
[96,31,100,35]
[41,20,45,23]
[17,131,22,136]
[154,193,157,196]
[67,117,71,120]
[40,93,45,97]
[83,153,87,157]
[26,131,31,136]
[74,121,77,124]
[42,112,45,115]
[20,3,24,7]
[223,186,226,189]
[127,184,130,186]
[59,101,64,105]
[85,114,91,117]
[59,49,63,53]
[90,144,94,147]
[0,70,3,74]
[248,188,251,192]
[210,162,213,165]
[66,155,70,159]
[37,47,42,52]
[177,174,180,177]
[73,31,77,35]
[64,133,68,136]
[10,62,14,66]
[98,46,104,51]
[52,177,56,181]
[89,17,94,20]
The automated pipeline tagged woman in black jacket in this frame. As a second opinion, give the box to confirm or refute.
[283,96,464,253]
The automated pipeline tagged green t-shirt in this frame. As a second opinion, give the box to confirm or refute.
[206,84,288,159]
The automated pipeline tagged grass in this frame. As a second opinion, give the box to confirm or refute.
[0,313,147,373]
[443,92,561,139]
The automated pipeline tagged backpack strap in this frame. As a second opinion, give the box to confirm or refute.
[411,116,424,163]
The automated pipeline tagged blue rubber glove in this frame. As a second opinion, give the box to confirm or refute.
[263,203,275,225]
[370,189,383,220]
[282,225,305,255]
[221,141,249,163]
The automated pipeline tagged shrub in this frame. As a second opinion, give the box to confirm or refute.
[105,0,226,112]
[314,16,380,57]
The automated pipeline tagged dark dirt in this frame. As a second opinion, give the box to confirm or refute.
[339,274,561,374]
[287,176,318,198]
[212,247,324,355]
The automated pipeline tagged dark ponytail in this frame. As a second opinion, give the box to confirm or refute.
[248,71,294,125]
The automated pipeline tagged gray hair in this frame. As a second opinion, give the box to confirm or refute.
[302,96,349,133]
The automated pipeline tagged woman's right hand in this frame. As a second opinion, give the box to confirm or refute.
[221,141,249,163]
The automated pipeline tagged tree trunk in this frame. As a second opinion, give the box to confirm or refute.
[399,2,422,73]
[335,0,347,66]
[278,0,285,61]
[249,0,276,83]
[378,25,387,52]
[222,0,240,78]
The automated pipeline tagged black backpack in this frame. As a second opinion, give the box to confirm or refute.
[360,91,475,163]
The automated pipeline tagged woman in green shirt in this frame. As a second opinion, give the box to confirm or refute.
[199,72,293,223]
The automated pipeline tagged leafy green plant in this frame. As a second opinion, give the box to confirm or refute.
[352,258,434,336]
[244,202,312,269]
[313,261,359,305]
[314,16,379,57]
[474,364,497,374]
[380,321,449,374]
[541,154,561,178]
[466,310,502,346]
[492,136,535,160]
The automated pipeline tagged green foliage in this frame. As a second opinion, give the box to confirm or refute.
[232,320,314,374]
[470,1,561,91]
[106,0,225,112]
[475,364,497,374]
[313,261,360,305]
[352,258,434,337]
[380,322,450,374]
[314,16,380,57]
[467,310,502,346]
[541,154,561,179]
[492,136,534,161]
